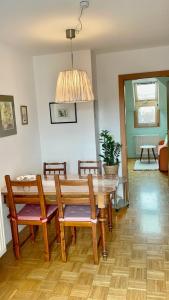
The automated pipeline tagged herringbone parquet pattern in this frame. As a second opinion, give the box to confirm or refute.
[0,160,169,299]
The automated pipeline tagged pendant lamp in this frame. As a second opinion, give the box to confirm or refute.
[55,28,94,103]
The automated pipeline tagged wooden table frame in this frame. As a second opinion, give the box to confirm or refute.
[1,175,118,259]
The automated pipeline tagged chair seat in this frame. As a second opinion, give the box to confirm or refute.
[60,205,100,223]
[17,204,57,223]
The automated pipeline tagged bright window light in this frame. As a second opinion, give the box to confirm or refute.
[133,79,159,128]
[136,83,156,101]
[138,106,156,124]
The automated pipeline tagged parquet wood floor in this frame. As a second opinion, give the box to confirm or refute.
[1,159,169,299]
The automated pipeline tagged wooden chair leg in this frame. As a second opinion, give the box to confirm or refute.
[10,219,20,259]
[55,211,60,243]
[60,222,67,262]
[29,225,35,242]
[42,223,50,261]
[71,226,76,245]
[91,223,99,265]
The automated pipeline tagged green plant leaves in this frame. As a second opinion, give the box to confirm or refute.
[99,130,122,166]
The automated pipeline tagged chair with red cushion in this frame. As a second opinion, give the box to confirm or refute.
[5,174,59,261]
[55,174,100,264]
[43,162,67,176]
[78,160,102,177]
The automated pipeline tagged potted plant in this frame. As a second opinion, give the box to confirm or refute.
[99,130,122,175]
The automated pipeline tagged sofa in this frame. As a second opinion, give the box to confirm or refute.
[158,140,168,172]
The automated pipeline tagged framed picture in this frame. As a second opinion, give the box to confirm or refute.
[0,95,17,138]
[49,102,77,124]
[20,105,28,125]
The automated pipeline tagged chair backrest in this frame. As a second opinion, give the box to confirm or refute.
[43,162,67,176]
[78,160,102,177]
[55,174,96,220]
[5,175,47,220]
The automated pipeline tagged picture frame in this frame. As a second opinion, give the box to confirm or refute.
[49,102,77,124]
[20,105,28,125]
[0,95,17,138]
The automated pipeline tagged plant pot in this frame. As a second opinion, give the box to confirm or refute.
[103,164,119,175]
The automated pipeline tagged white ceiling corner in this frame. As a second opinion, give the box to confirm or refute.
[0,0,169,55]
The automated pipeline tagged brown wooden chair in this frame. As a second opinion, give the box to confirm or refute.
[78,160,102,177]
[55,174,100,264]
[5,175,59,261]
[43,162,67,176]
[78,160,114,231]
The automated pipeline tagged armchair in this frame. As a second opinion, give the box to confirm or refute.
[158,140,168,172]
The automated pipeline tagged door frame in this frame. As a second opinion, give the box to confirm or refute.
[118,70,169,179]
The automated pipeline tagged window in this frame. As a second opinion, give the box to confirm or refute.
[135,81,157,101]
[133,79,160,128]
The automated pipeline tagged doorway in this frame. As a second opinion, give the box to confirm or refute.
[118,70,169,186]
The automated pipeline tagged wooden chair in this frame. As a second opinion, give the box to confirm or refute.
[78,160,113,231]
[43,162,67,176]
[78,160,102,177]
[5,175,59,261]
[55,174,100,264]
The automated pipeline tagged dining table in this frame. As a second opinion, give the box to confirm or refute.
[1,174,119,259]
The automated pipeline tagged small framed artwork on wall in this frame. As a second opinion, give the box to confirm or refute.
[49,102,77,124]
[0,95,17,137]
[20,105,28,125]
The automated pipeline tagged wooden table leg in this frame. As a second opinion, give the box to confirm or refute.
[99,207,108,259]
[108,193,113,231]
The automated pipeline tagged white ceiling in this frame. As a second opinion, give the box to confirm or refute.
[0,0,169,55]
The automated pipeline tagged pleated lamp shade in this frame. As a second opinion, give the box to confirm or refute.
[55,69,94,103]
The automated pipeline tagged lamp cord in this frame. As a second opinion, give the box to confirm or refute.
[75,1,90,34]
[75,6,84,34]
[69,1,89,68]
[70,39,73,69]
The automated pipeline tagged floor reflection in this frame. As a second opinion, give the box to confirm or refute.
[141,213,161,234]
[140,192,158,211]
[128,161,166,237]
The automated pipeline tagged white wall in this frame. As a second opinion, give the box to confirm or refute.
[0,43,41,244]
[2,43,169,245]
[33,50,96,174]
[95,45,169,143]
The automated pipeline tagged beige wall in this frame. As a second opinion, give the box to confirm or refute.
[0,42,42,244]
[33,50,97,174]
[1,43,169,246]
[95,45,169,142]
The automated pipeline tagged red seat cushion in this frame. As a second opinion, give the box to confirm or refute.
[17,204,57,223]
[60,205,99,223]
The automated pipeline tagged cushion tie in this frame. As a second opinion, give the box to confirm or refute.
[7,214,17,222]
[40,217,48,223]
[59,217,98,224]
